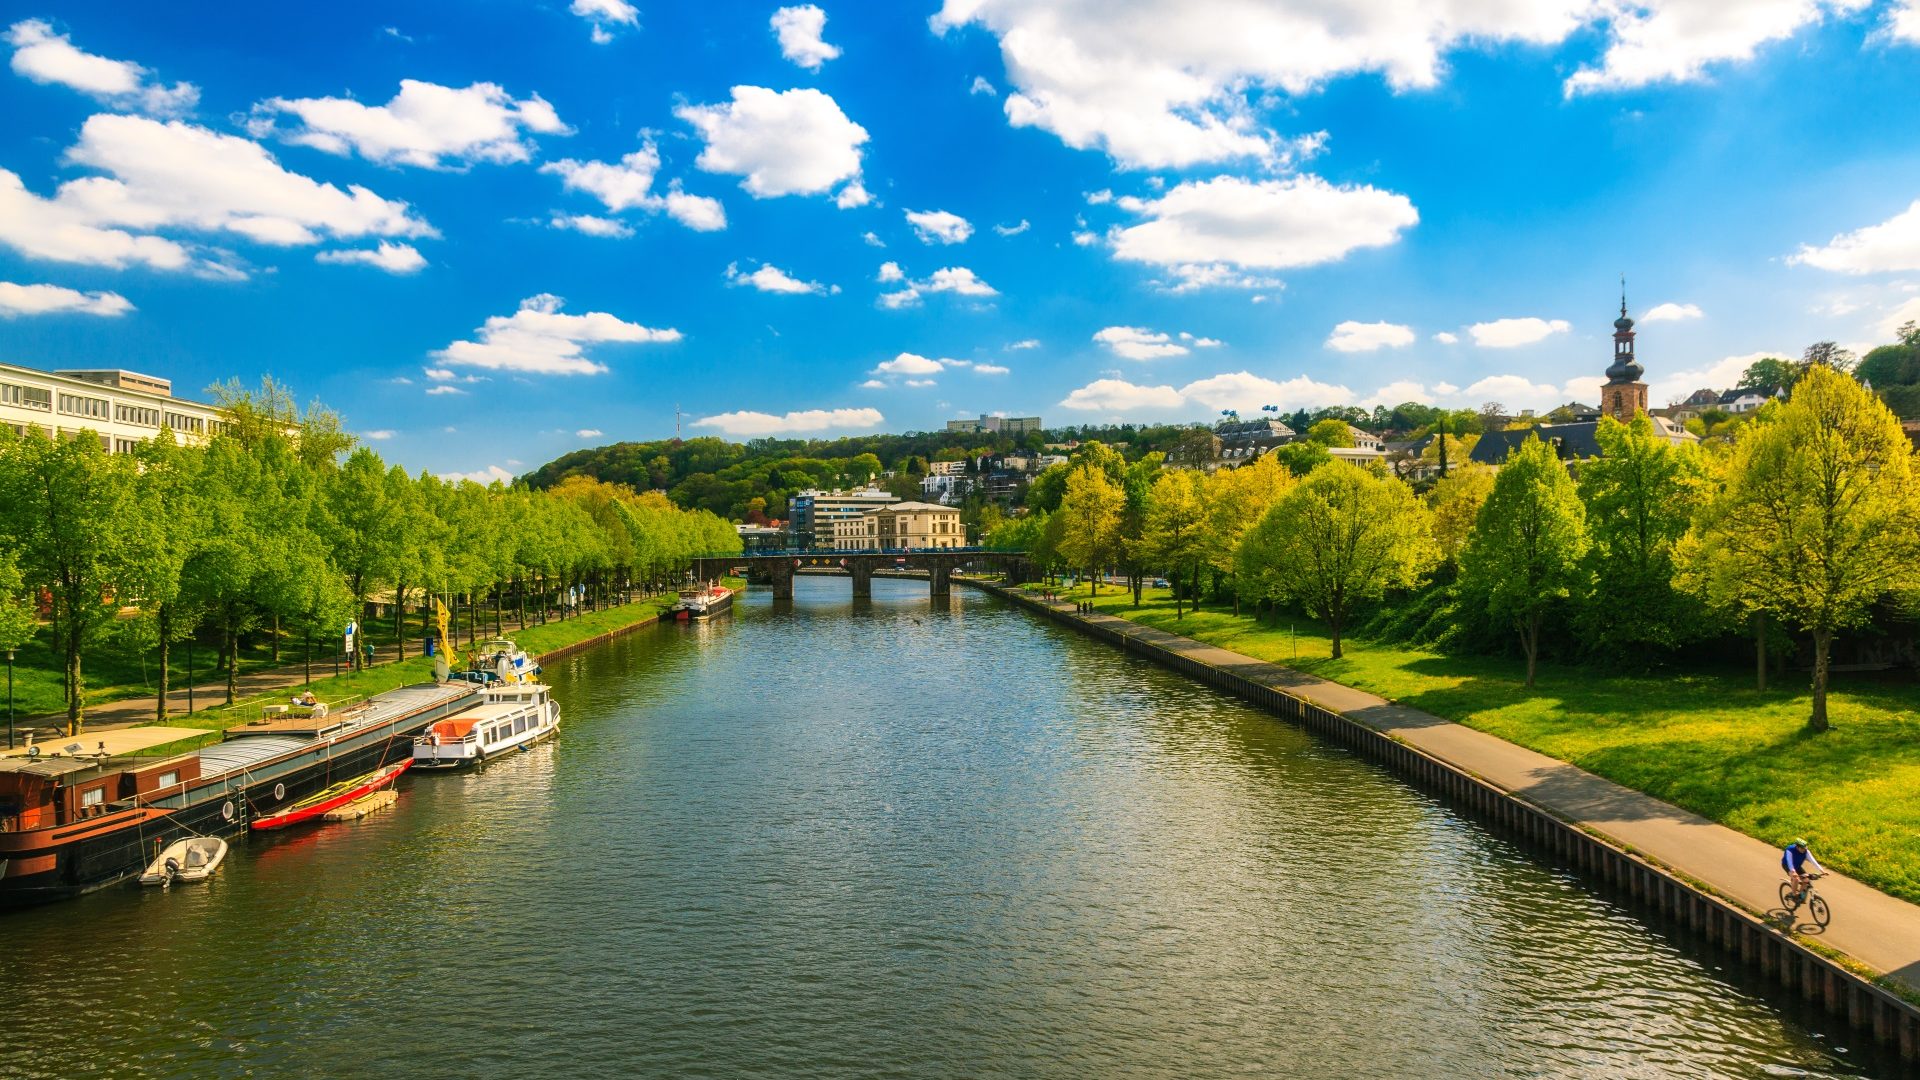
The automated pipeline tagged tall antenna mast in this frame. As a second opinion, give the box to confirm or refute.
[675,403,681,439]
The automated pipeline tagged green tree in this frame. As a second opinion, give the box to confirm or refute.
[1206,455,1294,611]
[0,550,38,659]
[1270,441,1332,476]
[1141,471,1208,617]
[1427,465,1495,569]
[1056,463,1125,593]
[1737,357,1798,390]
[1460,435,1589,688]
[1305,419,1355,447]
[1675,365,1920,732]
[1235,461,1437,658]
[124,432,204,719]
[1575,415,1708,656]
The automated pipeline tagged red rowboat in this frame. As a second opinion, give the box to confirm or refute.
[250,760,412,831]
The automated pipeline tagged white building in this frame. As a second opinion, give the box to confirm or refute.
[787,487,900,547]
[1,363,228,452]
[831,502,966,551]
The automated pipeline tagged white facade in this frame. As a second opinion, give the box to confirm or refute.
[832,501,965,551]
[1,363,227,452]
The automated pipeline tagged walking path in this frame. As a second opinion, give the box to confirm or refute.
[1027,590,1920,994]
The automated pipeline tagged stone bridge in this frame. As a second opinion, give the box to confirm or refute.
[690,548,1029,600]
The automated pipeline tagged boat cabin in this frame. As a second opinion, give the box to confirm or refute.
[412,687,558,769]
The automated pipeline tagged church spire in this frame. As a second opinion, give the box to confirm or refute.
[1601,281,1647,421]
[1620,273,1627,320]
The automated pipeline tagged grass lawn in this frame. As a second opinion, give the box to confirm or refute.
[1027,581,1920,907]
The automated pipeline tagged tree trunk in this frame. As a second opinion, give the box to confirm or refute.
[1330,613,1344,659]
[271,614,280,663]
[394,584,408,661]
[155,604,171,723]
[1808,627,1831,733]
[1521,615,1539,689]
[1753,611,1768,692]
[65,627,83,737]
[224,622,238,705]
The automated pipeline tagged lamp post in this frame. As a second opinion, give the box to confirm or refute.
[6,648,14,750]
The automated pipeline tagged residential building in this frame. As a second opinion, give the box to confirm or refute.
[786,487,899,547]
[945,413,1043,434]
[1344,424,1385,452]
[928,459,969,476]
[1,362,229,450]
[832,501,966,550]
[1719,386,1783,413]
[921,472,965,504]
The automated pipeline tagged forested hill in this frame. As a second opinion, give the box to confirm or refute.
[520,424,1207,519]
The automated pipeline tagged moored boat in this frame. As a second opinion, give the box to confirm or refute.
[413,681,560,769]
[455,637,541,686]
[669,582,734,621]
[138,836,228,886]
[250,761,411,831]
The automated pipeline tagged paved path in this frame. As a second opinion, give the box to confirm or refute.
[1034,592,1920,994]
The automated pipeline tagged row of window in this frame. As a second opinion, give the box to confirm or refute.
[0,382,53,410]
[115,403,162,426]
[58,393,110,419]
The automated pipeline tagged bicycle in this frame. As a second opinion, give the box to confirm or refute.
[1779,872,1831,928]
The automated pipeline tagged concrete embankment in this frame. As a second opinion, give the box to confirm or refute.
[965,578,1920,1060]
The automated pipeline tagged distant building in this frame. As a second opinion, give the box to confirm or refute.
[735,523,786,551]
[1,362,229,450]
[945,414,1043,434]
[1718,386,1783,413]
[928,459,969,476]
[1600,291,1649,422]
[786,487,899,548]
[1214,418,1293,467]
[832,501,965,551]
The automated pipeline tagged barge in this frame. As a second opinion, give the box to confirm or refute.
[669,582,734,621]
[0,682,476,910]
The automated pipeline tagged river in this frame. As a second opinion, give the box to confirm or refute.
[0,577,1895,1077]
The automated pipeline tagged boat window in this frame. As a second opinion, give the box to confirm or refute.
[157,771,178,788]
[81,787,106,807]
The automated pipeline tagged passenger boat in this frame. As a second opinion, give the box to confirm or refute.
[249,760,411,831]
[137,836,228,886]
[669,582,734,621]
[0,682,476,909]
[454,637,542,686]
[413,681,560,770]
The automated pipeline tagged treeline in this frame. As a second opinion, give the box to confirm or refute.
[0,384,739,734]
[995,364,1920,733]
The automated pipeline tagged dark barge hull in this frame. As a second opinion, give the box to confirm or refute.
[0,685,475,910]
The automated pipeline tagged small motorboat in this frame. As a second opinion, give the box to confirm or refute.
[250,761,411,831]
[138,836,228,886]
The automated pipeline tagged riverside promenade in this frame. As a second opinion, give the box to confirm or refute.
[996,584,1920,1000]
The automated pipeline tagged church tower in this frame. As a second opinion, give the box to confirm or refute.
[1600,281,1648,422]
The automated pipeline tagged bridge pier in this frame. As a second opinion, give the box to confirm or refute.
[770,560,794,600]
[929,563,951,597]
[850,560,874,598]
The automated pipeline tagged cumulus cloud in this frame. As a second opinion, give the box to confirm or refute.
[362,430,396,440]
[874,352,948,376]
[542,144,727,233]
[974,363,1010,374]
[1641,301,1703,322]
[860,378,886,388]
[877,264,998,307]
[1007,338,1040,349]
[993,219,1031,236]
[426,385,467,396]
[1326,320,1415,352]
[1107,175,1417,290]
[694,406,885,436]
[1565,0,1863,96]
[862,231,885,247]
[6,19,197,116]
[876,261,905,283]
[772,5,840,70]
[433,293,680,376]
[1059,370,1352,414]
[1789,199,1920,274]
[0,280,133,317]
[315,241,427,273]
[571,0,637,42]
[253,80,568,168]
[1886,0,1920,41]
[906,208,972,244]
[1469,317,1571,348]
[1433,331,1459,344]
[676,86,868,202]
[1094,325,1189,360]
[549,214,635,238]
[1646,349,1791,405]
[662,187,727,231]
[969,75,997,95]
[576,428,603,438]
[726,260,829,294]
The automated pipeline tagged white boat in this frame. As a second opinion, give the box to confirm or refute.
[138,836,228,886]
[456,637,542,687]
[669,583,734,621]
[412,681,561,770]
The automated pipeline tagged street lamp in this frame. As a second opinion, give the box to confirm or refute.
[6,648,14,750]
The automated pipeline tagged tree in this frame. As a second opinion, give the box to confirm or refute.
[1800,341,1857,377]
[1738,356,1798,390]
[0,550,38,659]
[1056,463,1125,593]
[1675,365,1920,732]
[1459,435,1589,688]
[124,432,204,719]
[1305,419,1354,447]
[1235,461,1438,657]
[0,430,138,733]
[1205,454,1294,611]
[1574,415,1708,656]
[1270,441,1332,476]
[1428,465,1495,569]
[1141,471,1208,617]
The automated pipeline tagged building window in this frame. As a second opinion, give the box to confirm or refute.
[58,393,110,419]
[114,404,161,426]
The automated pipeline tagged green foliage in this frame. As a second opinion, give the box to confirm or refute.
[1141,471,1208,616]
[0,550,37,654]
[1056,463,1125,591]
[1305,419,1355,447]
[1737,356,1798,390]
[1269,441,1332,476]
[1575,416,1710,656]
[1460,435,1589,687]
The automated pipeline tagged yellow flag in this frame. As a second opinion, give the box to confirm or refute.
[435,597,450,646]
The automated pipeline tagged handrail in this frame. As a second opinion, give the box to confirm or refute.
[690,546,1029,558]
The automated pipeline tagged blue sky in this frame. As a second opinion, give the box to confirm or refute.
[3,1,1919,481]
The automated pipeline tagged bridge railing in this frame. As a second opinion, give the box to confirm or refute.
[693,546,1027,559]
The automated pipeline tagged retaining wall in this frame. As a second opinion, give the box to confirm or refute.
[967,579,1920,1060]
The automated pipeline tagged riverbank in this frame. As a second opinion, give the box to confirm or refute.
[1033,583,1920,910]
[968,578,1920,1052]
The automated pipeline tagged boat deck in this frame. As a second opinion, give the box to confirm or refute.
[226,683,475,740]
[0,726,206,760]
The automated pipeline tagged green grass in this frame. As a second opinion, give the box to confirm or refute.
[1026,581,1920,907]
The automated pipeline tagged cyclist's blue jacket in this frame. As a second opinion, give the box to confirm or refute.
[1782,846,1813,873]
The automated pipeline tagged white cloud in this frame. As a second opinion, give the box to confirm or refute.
[1360,379,1434,408]
[316,241,427,273]
[576,428,604,438]
[970,75,997,96]
[834,179,872,208]
[1789,199,1920,274]
[1643,349,1785,404]
[0,280,133,317]
[570,0,637,41]
[693,406,885,436]
[906,208,973,244]
[254,80,568,168]
[1886,0,1920,41]
[549,214,635,238]
[423,367,486,384]
[362,429,396,440]
[874,352,947,375]
[433,293,680,376]
[1458,374,1569,412]
[1109,175,1417,290]
[923,266,996,296]
[905,378,937,388]
[1058,370,1351,414]
[860,378,886,388]
[1007,338,1040,350]
[676,86,868,202]
[6,19,197,116]
[442,464,514,484]
[726,260,829,294]
[1468,317,1571,348]
[862,231,885,247]
[0,168,193,270]
[1565,0,1863,96]
[1877,295,1920,338]
[426,385,467,396]
[1433,331,1459,344]
[772,5,840,70]
[878,288,921,309]
[662,187,727,231]
[1326,320,1414,352]
[1094,325,1187,360]
[543,147,660,212]
[877,261,905,282]
[1641,301,1703,322]
[973,363,1010,374]
[993,219,1030,236]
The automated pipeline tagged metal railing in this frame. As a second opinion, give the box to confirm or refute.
[693,546,1028,559]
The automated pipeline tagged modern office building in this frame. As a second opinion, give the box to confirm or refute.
[0,363,229,451]
[944,414,1043,435]
[786,487,900,548]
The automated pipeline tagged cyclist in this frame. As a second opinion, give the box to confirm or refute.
[1782,838,1825,897]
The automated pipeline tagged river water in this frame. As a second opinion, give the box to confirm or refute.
[0,578,1896,1078]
